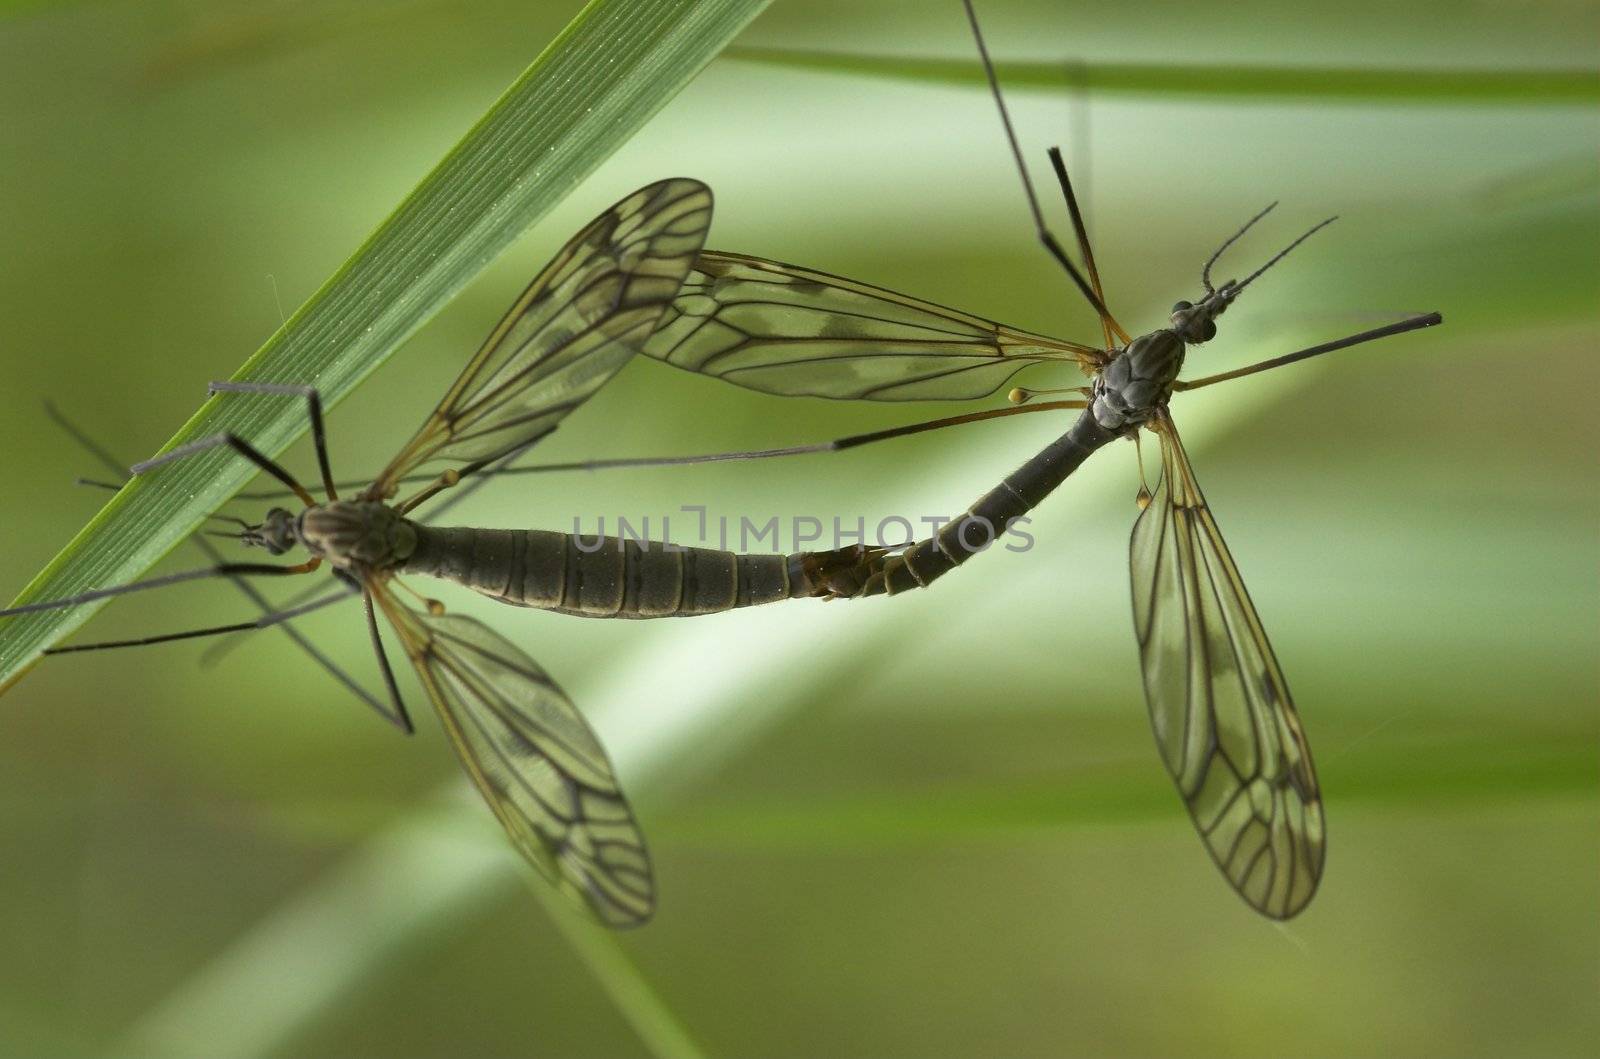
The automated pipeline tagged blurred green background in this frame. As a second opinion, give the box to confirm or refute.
[1,1,1596,1056]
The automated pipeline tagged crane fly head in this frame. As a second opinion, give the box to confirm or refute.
[202,509,297,554]
[1174,206,1340,346]
[238,507,299,555]
[1169,293,1227,345]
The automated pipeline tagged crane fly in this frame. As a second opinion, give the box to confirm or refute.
[5,17,1439,928]
[0,178,857,928]
[630,1,1445,918]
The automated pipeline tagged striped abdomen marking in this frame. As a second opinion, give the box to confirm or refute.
[806,410,1120,598]
[402,527,818,618]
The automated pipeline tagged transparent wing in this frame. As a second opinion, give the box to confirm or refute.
[642,251,1104,401]
[373,584,653,927]
[1129,414,1325,919]
[368,179,714,496]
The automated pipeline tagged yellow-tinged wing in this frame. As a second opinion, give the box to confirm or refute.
[373,584,653,927]
[368,178,714,497]
[643,251,1103,401]
[1129,413,1325,919]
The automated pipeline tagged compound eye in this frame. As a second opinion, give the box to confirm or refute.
[1200,320,1217,342]
[1171,300,1192,313]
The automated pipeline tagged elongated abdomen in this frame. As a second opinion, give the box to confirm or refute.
[402,527,814,617]
[804,409,1120,598]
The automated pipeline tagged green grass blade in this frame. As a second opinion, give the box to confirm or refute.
[532,884,710,1059]
[726,47,1600,105]
[0,0,773,690]
[653,731,1600,850]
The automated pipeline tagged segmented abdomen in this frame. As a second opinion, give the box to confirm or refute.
[835,410,1119,597]
[402,527,811,617]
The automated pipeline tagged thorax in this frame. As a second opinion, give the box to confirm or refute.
[296,501,417,571]
[1091,328,1186,434]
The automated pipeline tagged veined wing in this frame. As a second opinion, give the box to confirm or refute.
[642,251,1104,401]
[367,179,714,497]
[1129,413,1325,919]
[373,584,653,927]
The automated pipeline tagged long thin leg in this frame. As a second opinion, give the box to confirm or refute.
[364,592,413,734]
[959,0,1111,325]
[132,431,316,507]
[0,559,320,618]
[229,397,1093,505]
[1173,313,1443,391]
[55,586,408,733]
[44,402,395,723]
[198,575,351,668]
[395,399,1089,514]
[1047,146,1128,347]
[208,381,338,500]
[44,587,353,653]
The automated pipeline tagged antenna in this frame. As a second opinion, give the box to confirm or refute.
[1233,215,1340,293]
[1202,202,1277,293]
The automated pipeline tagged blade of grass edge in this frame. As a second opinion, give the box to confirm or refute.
[533,883,710,1059]
[726,47,1600,105]
[0,0,774,690]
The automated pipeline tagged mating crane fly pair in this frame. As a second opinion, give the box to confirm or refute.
[0,0,1441,925]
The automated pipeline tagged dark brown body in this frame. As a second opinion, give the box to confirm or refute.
[293,501,850,617]
[807,328,1185,597]
[819,411,1120,597]
[290,330,1186,613]
[404,526,821,618]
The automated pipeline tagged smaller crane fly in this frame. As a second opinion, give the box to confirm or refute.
[0,179,850,927]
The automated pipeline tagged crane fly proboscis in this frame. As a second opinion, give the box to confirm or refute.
[1,179,875,928]
[626,3,1446,919]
